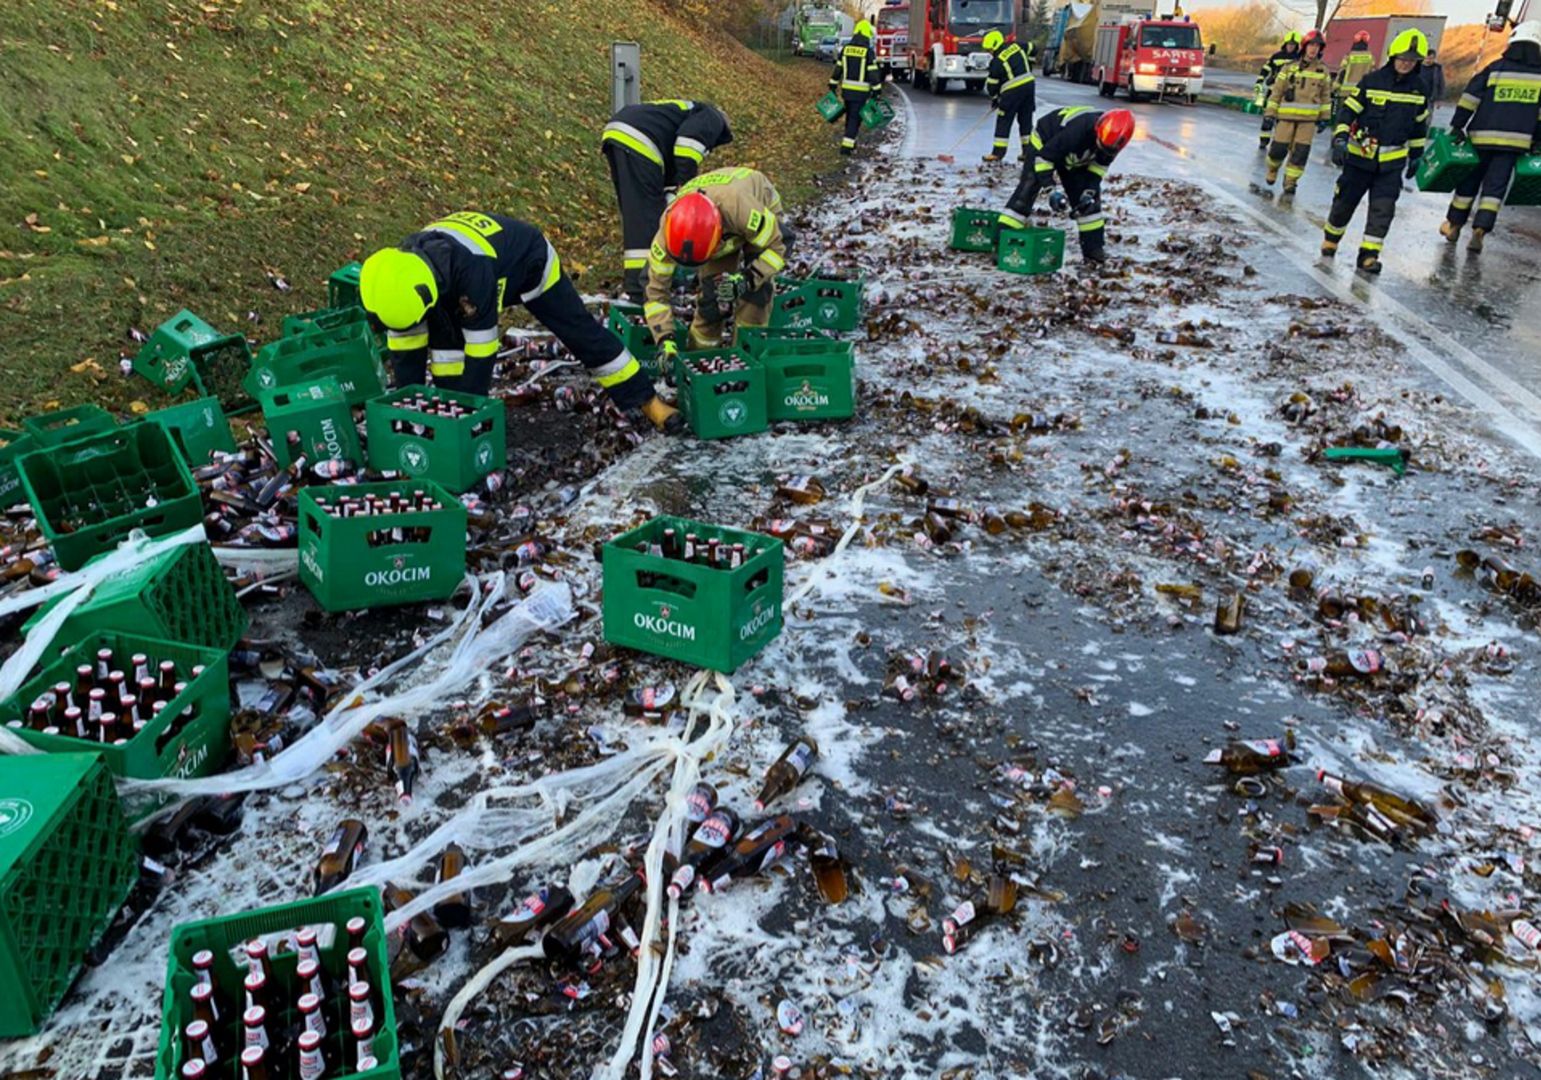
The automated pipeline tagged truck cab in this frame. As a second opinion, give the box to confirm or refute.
[908,0,1016,93]
[1094,16,1205,102]
[875,1,912,80]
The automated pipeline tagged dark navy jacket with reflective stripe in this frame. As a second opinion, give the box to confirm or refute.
[1030,107,1117,176]
[1453,56,1541,151]
[602,100,734,186]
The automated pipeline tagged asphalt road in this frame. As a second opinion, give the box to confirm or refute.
[892,74,1541,463]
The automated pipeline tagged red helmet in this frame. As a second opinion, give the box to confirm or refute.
[1353,29,1371,44]
[662,192,722,265]
[1095,109,1135,154]
[1302,28,1326,50]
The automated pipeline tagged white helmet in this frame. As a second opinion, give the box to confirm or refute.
[1511,21,1541,48]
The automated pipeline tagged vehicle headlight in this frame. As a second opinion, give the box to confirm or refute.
[1137,63,1157,74]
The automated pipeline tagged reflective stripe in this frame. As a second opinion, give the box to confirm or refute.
[675,136,708,158]
[997,211,1027,229]
[1343,97,1364,113]
[429,349,465,376]
[464,340,499,359]
[1029,132,1044,150]
[1361,238,1384,250]
[602,122,665,166]
[1324,222,1346,237]
[1408,137,1426,148]
[1478,196,1504,211]
[749,210,777,249]
[388,323,428,351]
[644,302,671,319]
[1087,163,1108,177]
[1363,89,1425,105]
[675,145,705,164]
[624,257,648,270]
[1450,195,1474,209]
[756,249,786,272]
[428,222,495,257]
[993,138,1009,149]
[1471,130,1533,149]
[463,326,500,345]
[1076,214,1105,232]
[842,81,870,91]
[1002,73,1034,92]
[841,137,856,148]
[520,242,562,302]
[593,355,641,389]
[1034,160,1055,173]
[1277,105,1321,118]
[646,98,694,110]
[1457,93,1481,111]
[1285,165,1306,179]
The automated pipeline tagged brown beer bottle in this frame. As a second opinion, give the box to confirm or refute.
[754,737,819,810]
[432,842,474,929]
[1213,593,1244,635]
[1318,770,1437,831]
[314,819,368,895]
[491,884,575,949]
[668,807,742,897]
[1204,733,1296,774]
[700,815,799,894]
[382,883,450,963]
[542,870,647,964]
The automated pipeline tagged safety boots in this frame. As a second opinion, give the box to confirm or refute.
[640,395,685,435]
[1469,227,1487,253]
[1320,238,1339,258]
[1356,251,1382,274]
[1439,219,1461,243]
[1265,162,1280,185]
[981,152,1005,164]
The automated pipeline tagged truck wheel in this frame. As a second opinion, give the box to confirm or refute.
[931,75,948,94]
[1098,78,1112,98]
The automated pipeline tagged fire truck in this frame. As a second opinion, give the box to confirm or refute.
[908,0,1016,93]
[1092,14,1207,102]
[875,1,912,80]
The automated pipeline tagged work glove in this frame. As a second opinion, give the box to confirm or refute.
[1405,157,1419,180]
[1449,126,1466,145]
[1048,190,1069,213]
[658,339,679,361]
[1330,136,1348,168]
[1076,189,1100,216]
[716,273,750,308]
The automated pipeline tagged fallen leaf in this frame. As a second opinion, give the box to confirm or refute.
[293,182,312,193]
[128,401,149,415]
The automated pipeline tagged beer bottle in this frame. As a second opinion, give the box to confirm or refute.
[490,881,576,949]
[432,842,474,929]
[190,979,221,1029]
[351,1017,376,1071]
[180,1059,208,1079]
[1300,649,1383,678]
[386,720,420,804]
[1318,770,1437,831]
[894,469,928,496]
[700,815,799,894]
[347,981,375,1034]
[477,701,544,737]
[242,1005,270,1052]
[1203,732,1295,774]
[242,968,269,1012]
[243,939,272,984]
[382,883,450,963]
[297,1029,325,1080]
[668,807,742,898]
[293,926,322,968]
[775,476,825,505]
[1213,593,1244,635]
[185,1020,219,1066]
[491,884,575,949]
[346,915,368,953]
[314,819,368,895]
[623,683,677,722]
[238,1046,269,1080]
[809,835,848,904]
[347,946,370,987]
[682,782,718,844]
[980,507,1007,536]
[297,991,326,1041]
[295,957,325,1002]
[542,870,647,965]
[927,497,967,519]
[754,737,818,810]
[921,512,953,545]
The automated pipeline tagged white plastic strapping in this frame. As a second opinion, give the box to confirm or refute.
[119,577,576,800]
[0,525,208,756]
[782,461,906,610]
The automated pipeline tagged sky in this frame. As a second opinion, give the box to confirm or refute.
[1180,0,1511,26]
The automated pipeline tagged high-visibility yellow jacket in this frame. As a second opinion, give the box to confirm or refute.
[1337,46,1374,91]
[1266,57,1333,123]
[642,168,788,342]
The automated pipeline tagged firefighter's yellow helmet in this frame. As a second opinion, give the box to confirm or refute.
[983,30,1005,51]
[855,19,875,37]
[1388,28,1429,59]
[360,248,439,330]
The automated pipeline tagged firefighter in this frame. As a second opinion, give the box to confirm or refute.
[1256,31,1303,149]
[1335,29,1376,110]
[1263,28,1332,195]
[830,19,879,155]
[602,100,734,304]
[642,167,789,353]
[360,212,680,431]
[1322,29,1432,274]
[997,107,1136,265]
[982,30,1036,163]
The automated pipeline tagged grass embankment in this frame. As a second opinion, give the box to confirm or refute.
[0,0,843,423]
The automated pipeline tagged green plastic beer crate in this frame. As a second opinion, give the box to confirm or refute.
[607,304,688,376]
[365,384,506,494]
[0,752,138,1037]
[1,630,232,791]
[245,319,387,407]
[17,421,203,571]
[673,348,768,440]
[132,310,253,402]
[23,541,248,651]
[771,274,865,333]
[737,327,831,356]
[282,302,370,339]
[602,515,784,672]
[816,90,845,122]
[145,396,236,467]
[1509,153,1541,207]
[22,404,118,448]
[259,376,362,471]
[950,207,1003,253]
[861,96,895,130]
[757,339,856,421]
[298,479,467,612]
[328,260,364,310]
[154,887,402,1080]
[997,226,1066,275]
[1415,128,1480,193]
[0,428,36,507]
